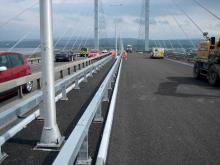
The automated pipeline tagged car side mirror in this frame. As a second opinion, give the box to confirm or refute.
[0,66,7,72]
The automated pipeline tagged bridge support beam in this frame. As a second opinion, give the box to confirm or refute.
[145,0,150,51]
[37,0,64,149]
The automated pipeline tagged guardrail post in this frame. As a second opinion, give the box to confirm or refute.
[61,85,68,101]
[68,68,71,75]
[74,65,77,72]
[83,73,88,83]
[37,79,41,89]
[18,86,23,98]
[36,0,64,149]
[60,70,64,79]
[74,79,80,90]
[88,70,93,78]
[38,102,45,120]
[94,103,103,122]
[76,134,92,165]
[108,81,112,90]
[102,89,109,102]
[0,147,7,162]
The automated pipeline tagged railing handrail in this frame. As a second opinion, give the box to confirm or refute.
[0,53,110,93]
[53,55,122,165]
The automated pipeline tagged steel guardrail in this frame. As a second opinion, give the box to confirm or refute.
[0,53,111,94]
[53,55,122,165]
[0,55,111,129]
[0,55,112,161]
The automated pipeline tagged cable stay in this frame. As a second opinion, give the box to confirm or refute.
[172,0,204,34]
[172,15,196,48]
[192,0,220,21]
[0,1,38,29]
[8,28,34,51]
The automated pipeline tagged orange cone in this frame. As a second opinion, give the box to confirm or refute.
[123,52,128,60]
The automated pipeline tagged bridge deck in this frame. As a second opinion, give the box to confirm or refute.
[107,53,220,165]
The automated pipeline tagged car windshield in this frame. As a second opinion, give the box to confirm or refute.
[81,48,87,51]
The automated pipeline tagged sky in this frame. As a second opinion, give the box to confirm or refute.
[0,0,219,41]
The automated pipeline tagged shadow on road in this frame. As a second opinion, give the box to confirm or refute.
[156,76,220,98]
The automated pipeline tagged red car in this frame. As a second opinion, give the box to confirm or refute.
[0,52,33,99]
[88,50,100,58]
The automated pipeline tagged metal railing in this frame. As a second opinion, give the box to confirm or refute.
[0,53,110,97]
[53,55,122,165]
[0,54,112,161]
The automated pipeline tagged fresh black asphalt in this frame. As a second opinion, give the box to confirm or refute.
[107,53,220,165]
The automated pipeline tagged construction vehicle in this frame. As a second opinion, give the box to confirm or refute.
[150,48,165,59]
[193,33,220,86]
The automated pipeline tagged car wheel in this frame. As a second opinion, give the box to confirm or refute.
[23,81,33,93]
[193,62,201,79]
[208,65,219,86]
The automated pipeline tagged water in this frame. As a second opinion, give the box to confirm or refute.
[0,48,40,56]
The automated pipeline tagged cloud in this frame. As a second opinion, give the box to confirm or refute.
[0,0,220,41]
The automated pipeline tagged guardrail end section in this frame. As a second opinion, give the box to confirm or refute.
[0,147,8,163]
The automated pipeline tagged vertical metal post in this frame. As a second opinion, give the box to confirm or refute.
[76,135,92,165]
[37,0,63,148]
[94,103,104,122]
[145,0,150,51]
[0,147,7,162]
[115,23,117,56]
[94,0,99,50]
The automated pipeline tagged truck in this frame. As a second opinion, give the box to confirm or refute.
[150,48,165,59]
[80,47,88,57]
[193,33,220,86]
[126,45,133,53]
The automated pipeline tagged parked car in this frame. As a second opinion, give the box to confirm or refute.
[102,49,108,53]
[0,52,33,99]
[88,50,100,58]
[80,48,88,57]
[55,51,76,62]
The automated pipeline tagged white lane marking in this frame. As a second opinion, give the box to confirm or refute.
[165,58,194,67]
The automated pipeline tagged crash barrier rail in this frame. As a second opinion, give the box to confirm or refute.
[95,58,122,165]
[28,53,81,64]
[0,54,112,161]
[28,57,42,64]
[0,53,110,96]
[53,54,122,165]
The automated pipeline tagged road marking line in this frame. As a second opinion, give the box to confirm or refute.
[165,58,194,67]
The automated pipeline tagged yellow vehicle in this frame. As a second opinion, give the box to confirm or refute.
[80,48,88,57]
[150,48,165,59]
[193,33,220,86]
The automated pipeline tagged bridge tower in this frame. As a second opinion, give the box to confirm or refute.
[94,0,99,50]
[145,0,150,51]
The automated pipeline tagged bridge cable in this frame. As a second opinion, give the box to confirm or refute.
[8,28,34,51]
[0,1,38,29]
[192,0,220,21]
[172,0,204,34]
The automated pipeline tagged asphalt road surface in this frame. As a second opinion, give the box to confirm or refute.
[107,53,220,165]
